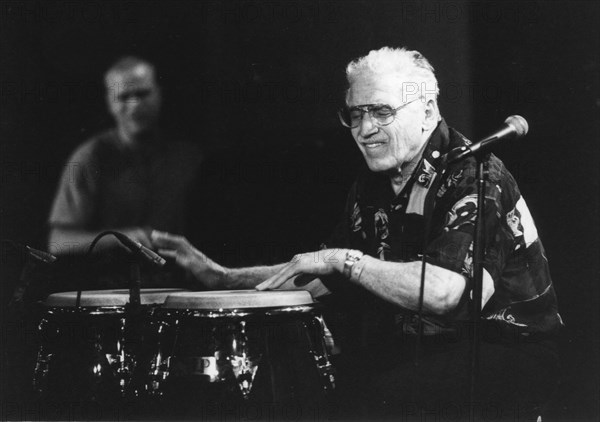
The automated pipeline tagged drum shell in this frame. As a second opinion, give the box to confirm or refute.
[152,305,332,414]
[34,306,149,402]
[33,288,186,404]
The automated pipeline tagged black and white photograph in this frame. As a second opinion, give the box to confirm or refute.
[1,1,598,421]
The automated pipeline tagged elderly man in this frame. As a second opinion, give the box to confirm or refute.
[48,56,202,257]
[152,47,561,418]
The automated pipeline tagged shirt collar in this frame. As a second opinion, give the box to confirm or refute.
[413,118,451,188]
[357,118,456,204]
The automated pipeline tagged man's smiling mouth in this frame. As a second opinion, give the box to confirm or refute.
[363,142,386,149]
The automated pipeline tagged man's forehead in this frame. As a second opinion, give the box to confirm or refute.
[351,70,414,88]
[106,64,155,86]
[348,74,403,103]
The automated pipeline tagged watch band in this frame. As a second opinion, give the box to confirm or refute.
[343,250,364,278]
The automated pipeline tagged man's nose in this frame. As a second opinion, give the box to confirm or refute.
[357,113,379,137]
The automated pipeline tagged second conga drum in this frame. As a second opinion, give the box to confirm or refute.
[153,290,335,418]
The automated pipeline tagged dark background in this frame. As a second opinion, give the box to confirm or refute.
[1,0,598,420]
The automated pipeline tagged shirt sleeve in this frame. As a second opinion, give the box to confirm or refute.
[48,142,99,229]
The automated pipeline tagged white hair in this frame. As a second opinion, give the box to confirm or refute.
[345,47,439,104]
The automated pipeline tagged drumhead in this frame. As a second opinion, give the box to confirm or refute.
[163,289,315,309]
[44,288,189,307]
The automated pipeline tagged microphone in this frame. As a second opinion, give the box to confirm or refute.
[1,240,58,265]
[24,245,58,264]
[113,232,166,268]
[2,242,57,316]
[445,115,529,164]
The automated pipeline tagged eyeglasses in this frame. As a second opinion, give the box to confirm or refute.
[337,98,421,129]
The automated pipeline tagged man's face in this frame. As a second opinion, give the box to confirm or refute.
[347,73,428,173]
[105,64,161,139]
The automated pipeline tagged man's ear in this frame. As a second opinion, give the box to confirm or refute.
[422,99,440,132]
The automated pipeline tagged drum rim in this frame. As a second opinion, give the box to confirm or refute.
[45,304,161,315]
[161,289,316,310]
[157,303,319,318]
[43,288,190,308]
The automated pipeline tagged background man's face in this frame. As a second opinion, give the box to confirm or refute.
[348,73,427,173]
[105,64,162,139]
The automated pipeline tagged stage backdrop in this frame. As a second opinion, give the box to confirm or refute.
[1,1,598,420]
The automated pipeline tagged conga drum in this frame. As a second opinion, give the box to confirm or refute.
[151,290,335,418]
[33,288,186,403]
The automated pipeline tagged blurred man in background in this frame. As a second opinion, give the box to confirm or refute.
[48,56,202,286]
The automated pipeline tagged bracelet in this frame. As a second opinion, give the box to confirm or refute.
[350,255,367,282]
[343,249,364,279]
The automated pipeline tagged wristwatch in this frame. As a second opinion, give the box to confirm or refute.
[343,250,364,278]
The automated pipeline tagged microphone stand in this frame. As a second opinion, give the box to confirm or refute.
[128,262,142,313]
[123,261,143,397]
[441,150,490,420]
[468,153,489,421]
[82,231,154,397]
[444,117,527,419]
[9,259,38,317]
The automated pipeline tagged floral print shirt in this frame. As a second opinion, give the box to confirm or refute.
[325,119,562,339]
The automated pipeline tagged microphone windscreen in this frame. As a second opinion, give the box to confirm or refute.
[505,115,529,137]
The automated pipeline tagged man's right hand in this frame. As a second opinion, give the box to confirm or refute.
[122,226,153,248]
[150,230,227,289]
